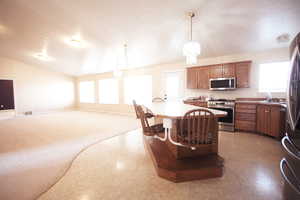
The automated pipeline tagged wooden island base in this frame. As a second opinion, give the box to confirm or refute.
[144,136,224,183]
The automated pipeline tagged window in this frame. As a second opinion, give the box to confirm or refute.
[165,71,184,99]
[124,75,152,104]
[259,62,290,93]
[99,79,119,104]
[79,81,95,103]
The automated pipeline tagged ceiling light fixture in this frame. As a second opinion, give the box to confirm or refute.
[113,43,128,77]
[183,12,201,65]
[33,49,53,61]
[0,24,6,34]
[276,33,290,43]
[65,34,86,48]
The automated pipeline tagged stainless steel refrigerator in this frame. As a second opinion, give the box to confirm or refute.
[280,32,300,200]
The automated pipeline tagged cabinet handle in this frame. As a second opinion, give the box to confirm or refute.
[265,110,269,113]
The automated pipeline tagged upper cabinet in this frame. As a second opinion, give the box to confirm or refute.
[222,63,236,78]
[197,67,209,89]
[187,67,209,89]
[186,61,251,89]
[209,65,223,79]
[187,67,198,89]
[235,62,251,88]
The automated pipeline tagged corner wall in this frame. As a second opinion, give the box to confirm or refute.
[0,57,75,114]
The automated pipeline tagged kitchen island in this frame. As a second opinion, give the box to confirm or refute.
[143,101,227,182]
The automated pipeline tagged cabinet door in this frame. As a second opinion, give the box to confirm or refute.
[236,62,251,88]
[209,65,223,79]
[270,106,281,138]
[222,63,235,78]
[186,68,198,89]
[257,105,270,134]
[197,67,209,89]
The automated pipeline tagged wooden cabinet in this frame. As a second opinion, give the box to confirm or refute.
[196,67,209,89]
[256,105,286,138]
[187,68,198,89]
[256,105,270,135]
[222,64,236,78]
[209,63,235,79]
[236,62,251,88]
[186,61,251,89]
[235,103,257,132]
[209,65,223,79]
[186,67,209,89]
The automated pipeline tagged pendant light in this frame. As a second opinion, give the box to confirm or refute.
[114,43,128,77]
[183,12,201,65]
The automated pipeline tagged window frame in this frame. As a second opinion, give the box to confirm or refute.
[258,61,290,93]
[123,75,153,105]
[98,78,119,104]
[79,80,96,103]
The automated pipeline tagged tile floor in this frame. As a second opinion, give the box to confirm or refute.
[39,130,284,200]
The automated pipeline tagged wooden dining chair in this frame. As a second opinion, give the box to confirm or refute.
[133,100,141,119]
[135,104,164,137]
[133,100,153,119]
[169,109,217,150]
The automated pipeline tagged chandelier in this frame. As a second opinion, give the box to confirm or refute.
[183,12,201,65]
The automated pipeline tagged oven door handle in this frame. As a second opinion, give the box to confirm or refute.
[208,106,234,109]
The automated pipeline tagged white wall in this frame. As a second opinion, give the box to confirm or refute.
[76,47,289,114]
[0,57,75,114]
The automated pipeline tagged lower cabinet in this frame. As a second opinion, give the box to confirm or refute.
[235,103,286,139]
[235,103,257,132]
[256,105,286,138]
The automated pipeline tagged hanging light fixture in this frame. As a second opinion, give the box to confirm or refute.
[114,43,128,77]
[183,12,201,65]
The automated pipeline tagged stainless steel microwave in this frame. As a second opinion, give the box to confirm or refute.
[209,77,236,90]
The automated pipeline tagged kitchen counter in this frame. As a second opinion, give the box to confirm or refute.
[183,98,286,108]
[235,100,286,108]
[146,101,227,119]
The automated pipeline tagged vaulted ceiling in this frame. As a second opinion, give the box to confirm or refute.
[0,0,299,76]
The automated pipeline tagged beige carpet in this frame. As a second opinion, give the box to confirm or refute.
[0,111,139,200]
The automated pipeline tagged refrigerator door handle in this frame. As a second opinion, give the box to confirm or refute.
[280,158,300,194]
[282,136,300,160]
[287,46,300,131]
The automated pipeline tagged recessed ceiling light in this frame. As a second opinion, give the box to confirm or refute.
[33,52,53,61]
[0,24,7,34]
[277,33,290,43]
[65,34,86,48]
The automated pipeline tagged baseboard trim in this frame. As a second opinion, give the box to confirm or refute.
[77,108,136,117]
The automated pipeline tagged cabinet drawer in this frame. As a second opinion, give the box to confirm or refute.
[235,120,256,132]
[236,104,257,110]
[235,108,257,114]
[235,113,256,121]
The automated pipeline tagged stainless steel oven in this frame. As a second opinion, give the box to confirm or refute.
[208,99,235,132]
[209,77,236,91]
